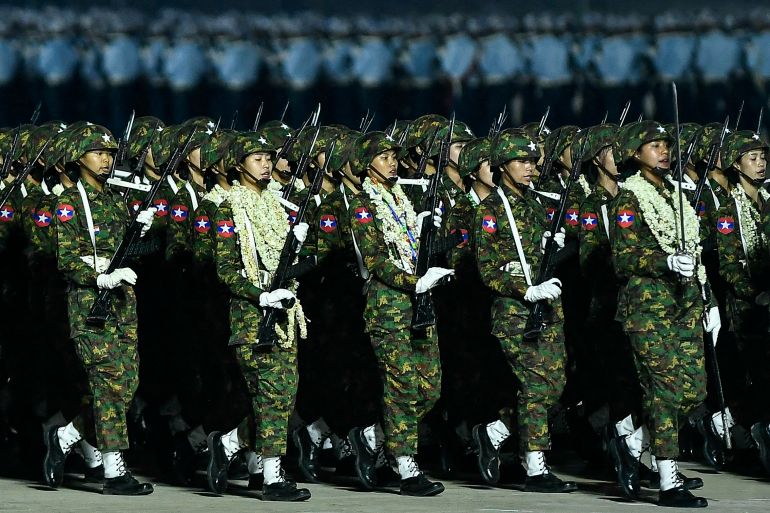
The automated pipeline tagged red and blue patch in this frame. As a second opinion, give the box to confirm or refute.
[717,216,735,235]
[216,219,234,238]
[129,200,143,212]
[581,212,598,231]
[171,204,189,222]
[34,210,52,227]
[482,215,497,234]
[616,209,635,229]
[287,210,298,225]
[546,208,555,222]
[152,198,169,217]
[56,204,74,223]
[452,228,469,247]
[696,201,706,217]
[355,207,372,224]
[319,214,337,233]
[194,215,211,234]
[0,204,14,222]
[565,208,580,226]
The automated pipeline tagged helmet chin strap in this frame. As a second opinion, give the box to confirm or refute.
[737,169,765,187]
[598,165,619,182]
[501,166,529,192]
[649,166,670,178]
[80,159,109,183]
[239,164,271,187]
[368,165,398,185]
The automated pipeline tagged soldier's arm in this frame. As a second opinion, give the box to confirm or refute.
[444,196,472,269]
[610,190,670,279]
[714,203,754,299]
[474,202,529,298]
[212,204,264,302]
[165,192,193,263]
[55,196,98,287]
[348,197,419,291]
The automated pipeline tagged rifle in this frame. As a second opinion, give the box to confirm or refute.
[114,124,161,196]
[252,102,264,132]
[413,129,439,180]
[275,105,319,162]
[0,140,51,208]
[230,109,239,130]
[30,101,42,125]
[691,116,729,209]
[734,100,744,132]
[110,111,135,180]
[534,131,564,191]
[523,135,589,341]
[279,100,290,123]
[86,128,198,328]
[255,139,336,351]
[672,83,687,257]
[537,106,550,137]
[618,100,631,127]
[757,107,764,136]
[411,115,454,330]
[0,126,21,181]
[282,126,320,201]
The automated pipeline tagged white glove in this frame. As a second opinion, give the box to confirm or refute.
[292,222,309,250]
[541,228,566,252]
[96,268,137,289]
[524,278,563,303]
[115,267,138,286]
[703,306,721,341]
[136,207,157,237]
[259,288,296,309]
[416,207,443,237]
[755,291,770,306]
[667,254,695,278]
[415,266,455,294]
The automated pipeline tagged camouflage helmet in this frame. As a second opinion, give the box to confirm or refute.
[544,125,580,161]
[350,131,401,176]
[694,122,724,164]
[458,137,492,178]
[491,128,539,167]
[128,116,165,160]
[327,129,362,173]
[580,123,619,162]
[285,125,340,162]
[179,116,217,150]
[721,130,768,170]
[664,122,701,155]
[384,119,412,144]
[230,129,278,165]
[26,123,65,166]
[403,114,447,151]
[63,123,118,164]
[424,120,476,158]
[260,120,294,151]
[200,129,238,170]
[613,120,672,165]
[42,125,75,169]
[520,121,552,145]
[0,124,38,162]
[150,125,180,168]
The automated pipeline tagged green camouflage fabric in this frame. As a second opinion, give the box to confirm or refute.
[665,122,701,159]
[10,124,36,162]
[580,124,619,162]
[285,125,340,162]
[613,120,672,166]
[231,130,278,164]
[473,186,565,451]
[166,180,207,262]
[62,124,118,163]
[693,122,723,164]
[0,181,24,253]
[385,119,412,144]
[199,129,237,170]
[150,125,179,168]
[457,137,492,178]
[764,200,770,256]
[544,125,579,163]
[721,130,768,170]
[20,182,46,241]
[191,191,226,266]
[55,179,138,452]
[25,189,62,259]
[327,129,361,173]
[491,128,539,167]
[260,120,294,151]
[610,179,707,457]
[347,189,441,456]
[311,186,354,263]
[351,131,402,176]
[579,186,620,317]
[177,117,216,151]
[520,121,552,145]
[25,124,61,165]
[405,114,447,152]
[424,121,476,158]
[42,125,73,170]
[127,116,166,160]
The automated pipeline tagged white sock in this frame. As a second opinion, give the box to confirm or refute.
[79,439,103,468]
[187,425,207,453]
[331,434,353,459]
[711,408,735,439]
[263,456,285,485]
[650,455,658,472]
[57,422,82,453]
[363,424,377,452]
[615,414,635,438]
[522,451,549,477]
[486,420,511,450]
[625,427,644,459]
[396,455,420,479]
[221,427,246,460]
[102,451,128,479]
[657,459,683,491]
[306,418,330,447]
[246,451,263,475]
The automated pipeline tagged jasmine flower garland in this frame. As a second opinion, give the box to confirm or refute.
[731,184,769,261]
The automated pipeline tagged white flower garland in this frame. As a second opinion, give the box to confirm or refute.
[361,177,419,274]
[731,184,769,261]
[267,177,305,193]
[577,174,592,198]
[228,183,307,348]
[203,183,230,207]
[623,172,706,284]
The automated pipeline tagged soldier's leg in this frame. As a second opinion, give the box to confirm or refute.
[412,327,442,418]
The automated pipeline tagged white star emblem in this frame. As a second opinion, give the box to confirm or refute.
[753,133,760,140]
[576,128,582,133]
[58,207,71,217]
[322,219,334,227]
[725,128,732,134]
[281,123,289,130]
[0,208,11,218]
[619,213,631,223]
[157,126,164,132]
[258,137,267,144]
[568,212,579,222]
[37,213,49,223]
[206,121,215,129]
[543,127,551,135]
[584,216,596,225]
[465,127,473,136]
[86,122,94,126]
[173,208,185,218]
[358,211,371,219]
[101,133,111,143]
[196,219,208,228]
[386,134,394,142]
[156,203,167,212]
[484,219,496,229]
[656,125,666,133]
[720,220,731,230]
[527,140,537,151]
[220,224,232,233]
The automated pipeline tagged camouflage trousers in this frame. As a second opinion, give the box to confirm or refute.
[233,342,298,457]
[628,321,706,459]
[370,326,441,457]
[497,321,566,452]
[67,286,139,452]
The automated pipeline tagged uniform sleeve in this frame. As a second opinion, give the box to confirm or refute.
[213,204,264,302]
[192,201,216,266]
[474,201,529,298]
[561,188,583,240]
[611,191,670,279]
[578,197,601,271]
[444,194,473,269]
[714,202,754,300]
[348,197,419,291]
[165,191,193,262]
[55,196,98,287]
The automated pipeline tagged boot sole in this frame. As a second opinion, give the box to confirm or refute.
[261,490,312,501]
[102,486,154,496]
[401,483,445,496]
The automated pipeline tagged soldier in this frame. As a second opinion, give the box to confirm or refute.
[346,131,452,496]
[471,128,576,493]
[205,131,312,502]
[714,131,770,475]
[42,123,156,495]
[610,120,719,507]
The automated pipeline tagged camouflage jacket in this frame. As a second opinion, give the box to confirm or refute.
[536,173,585,240]
[55,180,129,289]
[439,175,473,269]
[191,187,228,268]
[166,180,206,262]
[610,180,704,332]
[579,185,620,316]
[474,185,563,338]
[25,189,60,259]
[0,181,24,254]
[125,176,180,256]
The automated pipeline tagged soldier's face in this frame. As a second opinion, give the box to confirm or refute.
[502,159,535,186]
[596,146,618,175]
[80,150,113,178]
[635,140,670,171]
[240,152,273,183]
[736,150,766,181]
[187,147,202,172]
[561,146,572,170]
[144,150,161,181]
[369,150,398,181]
[476,160,493,184]
[449,142,466,165]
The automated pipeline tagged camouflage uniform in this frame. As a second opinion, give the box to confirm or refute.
[475,129,566,452]
[611,122,707,458]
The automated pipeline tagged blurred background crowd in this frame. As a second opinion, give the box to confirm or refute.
[1,3,770,148]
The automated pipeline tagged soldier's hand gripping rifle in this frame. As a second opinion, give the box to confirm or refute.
[412,115,454,330]
[523,135,589,341]
[0,140,51,208]
[691,116,729,209]
[86,128,198,328]
[255,136,332,352]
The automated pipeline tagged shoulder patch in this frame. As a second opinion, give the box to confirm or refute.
[319,214,338,233]
[546,207,555,222]
[216,219,234,238]
[717,216,734,235]
[565,208,580,226]
[354,207,373,224]
[616,209,635,229]
[152,198,169,216]
[56,203,75,223]
[0,204,14,222]
[194,215,211,234]
[581,212,598,231]
[452,228,469,247]
[171,204,189,222]
[287,210,298,225]
[482,215,497,234]
[34,209,52,227]
[129,200,143,212]
[696,201,706,217]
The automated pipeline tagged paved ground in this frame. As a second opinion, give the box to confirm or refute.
[2,460,769,512]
